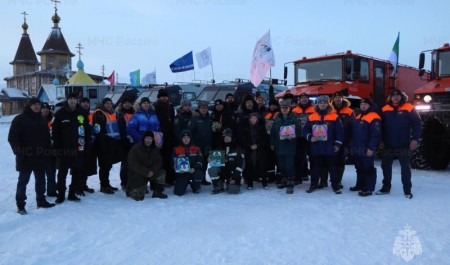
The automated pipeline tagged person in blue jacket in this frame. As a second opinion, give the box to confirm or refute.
[377,88,421,199]
[127,97,161,145]
[349,98,381,196]
[303,95,344,194]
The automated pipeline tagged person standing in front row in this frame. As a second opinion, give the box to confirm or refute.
[52,93,91,203]
[303,95,344,194]
[349,98,381,196]
[377,88,421,199]
[270,99,301,194]
[40,102,57,197]
[8,97,55,214]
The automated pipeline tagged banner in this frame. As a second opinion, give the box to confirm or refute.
[195,47,212,69]
[250,30,275,87]
[129,69,140,87]
[170,51,194,73]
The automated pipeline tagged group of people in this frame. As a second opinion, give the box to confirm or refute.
[8,86,421,214]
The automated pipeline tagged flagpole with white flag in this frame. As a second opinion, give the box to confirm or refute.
[388,32,400,78]
[196,47,214,81]
[250,30,275,87]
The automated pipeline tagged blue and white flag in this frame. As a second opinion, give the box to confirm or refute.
[170,51,194,73]
[142,70,156,85]
[129,69,140,86]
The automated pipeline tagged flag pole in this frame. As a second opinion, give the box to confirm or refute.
[211,60,215,82]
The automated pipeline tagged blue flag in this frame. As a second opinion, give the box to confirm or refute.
[129,69,140,86]
[170,51,194,73]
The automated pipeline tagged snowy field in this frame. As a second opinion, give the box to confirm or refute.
[0,116,449,265]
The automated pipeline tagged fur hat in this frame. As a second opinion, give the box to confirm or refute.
[333,91,344,98]
[279,99,291,107]
[121,97,133,104]
[390,88,402,96]
[180,99,192,106]
[299,93,309,98]
[157,89,169,98]
[198,101,209,108]
[317,95,330,103]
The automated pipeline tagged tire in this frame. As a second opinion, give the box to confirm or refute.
[416,117,450,170]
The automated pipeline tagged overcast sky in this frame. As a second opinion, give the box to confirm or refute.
[1,0,449,86]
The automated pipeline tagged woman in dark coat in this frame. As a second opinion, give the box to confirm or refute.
[240,112,270,189]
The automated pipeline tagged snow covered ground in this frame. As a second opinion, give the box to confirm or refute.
[0,117,449,265]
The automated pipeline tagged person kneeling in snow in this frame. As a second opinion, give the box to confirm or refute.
[173,130,204,196]
[126,131,167,201]
[209,128,244,194]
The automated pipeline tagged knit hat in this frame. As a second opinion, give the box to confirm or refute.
[333,91,344,98]
[222,128,233,137]
[80,97,90,104]
[157,89,169,98]
[198,101,209,108]
[317,95,330,103]
[243,94,254,103]
[299,93,309,99]
[279,99,291,107]
[143,130,154,138]
[28,97,41,105]
[181,130,191,138]
[180,99,192,106]
[283,93,294,100]
[140,97,151,104]
[67,92,77,100]
[41,102,50,109]
[102,97,113,105]
[215,99,224,106]
[360,98,373,106]
[268,99,279,106]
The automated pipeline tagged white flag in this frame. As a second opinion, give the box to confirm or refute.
[141,70,156,85]
[250,31,275,87]
[195,47,212,69]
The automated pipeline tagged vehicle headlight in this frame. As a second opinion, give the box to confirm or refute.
[423,95,432,103]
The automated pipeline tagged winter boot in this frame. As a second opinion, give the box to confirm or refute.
[286,178,294,194]
[67,186,81,202]
[17,203,27,215]
[37,200,56,208]
[211,180,225,194]
[55,190,65,204]
[152,184,168,199]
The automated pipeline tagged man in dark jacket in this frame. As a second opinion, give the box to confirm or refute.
[52,93,91,203]
[127,130,167,201]
[154,89,176,185]
[116,97,135,190]
[377,88,421,199]
[92,97,123,194]
[173,99,193,146]
[350,98,381,196]
[8,97,55,214]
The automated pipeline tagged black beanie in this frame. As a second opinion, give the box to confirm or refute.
[28,97,41,105]
[102,97,112,105]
